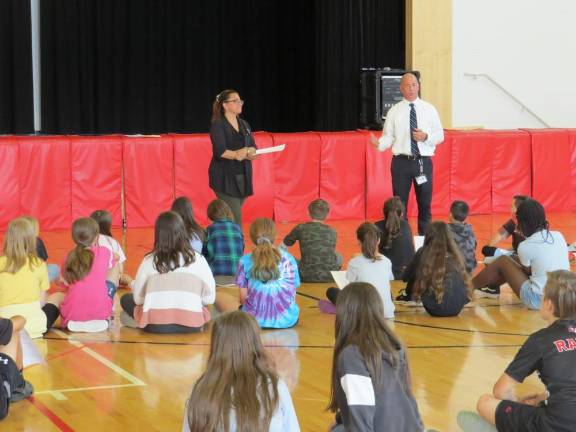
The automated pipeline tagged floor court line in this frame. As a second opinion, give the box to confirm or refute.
[27,396,75,432]
[36,383,145,400]
[393,319,531,337]
[52,329,146,386]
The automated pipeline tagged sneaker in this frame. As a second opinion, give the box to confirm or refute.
[457,410,498,432]
[11,381,34,402]
[475,285,500,299]
[119,311,138,328]
[395,289,423,306]
[67,320,109,333]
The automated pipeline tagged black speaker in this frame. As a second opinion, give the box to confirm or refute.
[359,69,420,130]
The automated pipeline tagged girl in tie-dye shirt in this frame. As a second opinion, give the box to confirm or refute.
[236,218,300,329]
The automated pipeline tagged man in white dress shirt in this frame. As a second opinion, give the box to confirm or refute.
[370,73,444,235]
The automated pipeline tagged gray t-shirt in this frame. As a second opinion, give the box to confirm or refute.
[347,255,395,319]
[518,230,569,294]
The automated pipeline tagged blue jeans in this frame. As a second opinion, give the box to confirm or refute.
[47,264,60,282]
[520,281,542,310]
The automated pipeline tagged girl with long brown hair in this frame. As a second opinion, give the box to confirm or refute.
[327,282,423,431]
[398,221,472,317]
[375,196,415,279]
[326,223,395,319]
[170,196,206,253]
[232,218,300,329]
[184,311,299,431]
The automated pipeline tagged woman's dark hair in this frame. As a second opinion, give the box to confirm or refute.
[212,89,239,122]
[381,197,404,249]
[90,210,113,237]
[414,221,472,302]
[328,282,410,413]
[64,218,99,284]
[207,199,234,222]
[150,211,195,273]
[516,199,548,238]
[512,195,529,210]
[357,222,381,261]
[171,196,206,243]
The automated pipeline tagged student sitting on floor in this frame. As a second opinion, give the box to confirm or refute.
[1,315,33,419]
[281,199,342,282]
[233,218,300,329]
[375,196,415,280]
[171,196,206,254]
[472,199,569,310]
[478,195,529,298]
[121,211,215,334]
[0,218,61,338]
[20,216,60,283]
[397,221,472,317]
[60,217,120,332]
[448,200,478,274]
[203,199,244,286]
[328,282,424,432]
[184,311,299,432]
[90,209,126,275]
[458,270,576,432]
[326,223,395,319]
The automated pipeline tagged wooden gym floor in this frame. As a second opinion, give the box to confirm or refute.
[2,213,575,431]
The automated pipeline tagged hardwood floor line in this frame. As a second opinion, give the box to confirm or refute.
[393,319,531,336]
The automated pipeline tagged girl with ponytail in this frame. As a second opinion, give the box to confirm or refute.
[326,223,395,319]
[375,196,415,279]
[235,218,300,329]
[60,218,119,332]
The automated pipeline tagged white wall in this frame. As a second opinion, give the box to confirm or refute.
[452,0,576,129]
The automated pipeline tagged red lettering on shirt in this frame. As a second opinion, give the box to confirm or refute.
[568,338,576,351]
[554,340,569,352]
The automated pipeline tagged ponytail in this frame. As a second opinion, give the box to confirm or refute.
[357,223,381,261]
[382,197,404,249]
[63,218,99,284]
[249,219,281,282]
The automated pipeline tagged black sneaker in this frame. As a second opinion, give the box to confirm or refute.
[475,285,500,299]
[11,381,34,402]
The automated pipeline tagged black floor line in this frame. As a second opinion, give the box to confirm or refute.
[393,319,531,337]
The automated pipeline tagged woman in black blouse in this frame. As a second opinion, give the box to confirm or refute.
[209,89,257,226]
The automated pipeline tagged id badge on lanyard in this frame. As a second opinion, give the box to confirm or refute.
[415,158,427,185]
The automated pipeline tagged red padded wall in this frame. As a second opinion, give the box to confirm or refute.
[449,131,492,214]
[272,133,321,222]
[430,131,452,216]
[319,132,366,219]
[0,138,20,230]
[70,136,123,226]
[173,134,214,226]
[491,130,531,213]
[18,136,72,230]
[569,129,576,211]
[244,132,275,222]
[364,131,393,220]
[123,136,174,228]
[526,129,571,212]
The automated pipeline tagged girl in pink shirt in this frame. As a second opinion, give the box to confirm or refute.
[60,218,118,332]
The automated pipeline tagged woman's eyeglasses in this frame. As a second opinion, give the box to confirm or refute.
[224,99,244,106]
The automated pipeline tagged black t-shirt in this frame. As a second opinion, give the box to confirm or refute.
[375,219,415,279]
[505,320,576,428]
[0,319,13,346]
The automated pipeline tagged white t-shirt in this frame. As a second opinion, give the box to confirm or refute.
[97,234,126,265]
[518,230,570,294]
[347,254,395,319]
[182,379,299,432]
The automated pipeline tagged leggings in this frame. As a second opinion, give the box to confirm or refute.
[215,191,246,226]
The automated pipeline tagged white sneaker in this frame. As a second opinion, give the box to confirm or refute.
[67,320,109,333]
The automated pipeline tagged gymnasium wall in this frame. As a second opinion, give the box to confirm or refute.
[452,0,576,129]
[1,129,575,231]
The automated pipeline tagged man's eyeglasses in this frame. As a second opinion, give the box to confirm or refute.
[224,99,244,106]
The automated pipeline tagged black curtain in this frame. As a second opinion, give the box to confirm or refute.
[41,0,403,134]
[0,0,34,134]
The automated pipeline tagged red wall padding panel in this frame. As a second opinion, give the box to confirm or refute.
[526,129,571,212]
[430,132,452,216]
[18,136,72,230]
[0,138,20,230]
[570,130,576,211]
[491,130,531,213]
[364,131,393,220]
[173,134,214,226]
[449,131,492,214]
[319,132,366,219]
[244,132,275,222]
[123,136,174,228]
[70,136,123,227]
[272,133,321,222]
